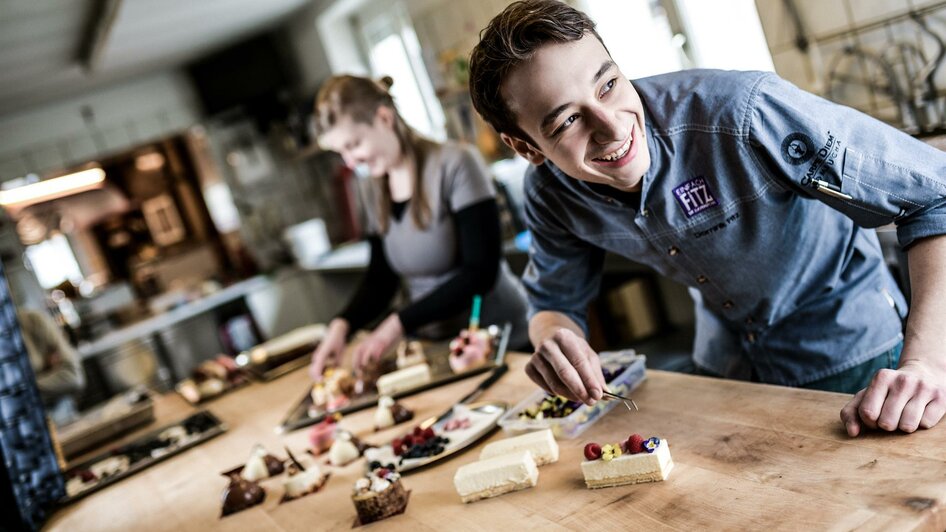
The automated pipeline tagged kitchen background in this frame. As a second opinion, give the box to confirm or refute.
[0,0,938,412]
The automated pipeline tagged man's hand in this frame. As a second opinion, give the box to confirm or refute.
[352,314,404,373]
[309,318,349,381]
[525,327,606,405]
[840,359,946,436]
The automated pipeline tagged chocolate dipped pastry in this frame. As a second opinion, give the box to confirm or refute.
[352,466,410,525]
[242,445,284,481]
[396,340,426,369]
[374,396,415,431]
[221,473,265,517]
[281,447,330,502]
[329,431,362,467]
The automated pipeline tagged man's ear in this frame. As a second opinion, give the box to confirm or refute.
[500,133,546,165]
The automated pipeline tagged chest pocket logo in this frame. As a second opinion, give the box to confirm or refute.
[673,176,719,218]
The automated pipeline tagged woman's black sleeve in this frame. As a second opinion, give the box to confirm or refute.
[337,236,401,333]
[397,198,501,333]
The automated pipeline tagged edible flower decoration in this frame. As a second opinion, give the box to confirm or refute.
[643,437,660,453]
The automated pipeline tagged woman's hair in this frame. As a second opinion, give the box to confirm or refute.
[469,0,606,143]
[314,75,436,233]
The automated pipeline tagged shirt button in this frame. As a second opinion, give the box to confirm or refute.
[722,300,734,310]
[668,246,680,256]
[641,209,649,217]
[745,317,754,326]
[697,275,708,284]
[747,332,756,343]
[606,198,615,204]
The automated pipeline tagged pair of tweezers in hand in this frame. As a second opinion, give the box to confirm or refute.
[601,390,639,411]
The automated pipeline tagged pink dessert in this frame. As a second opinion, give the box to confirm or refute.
[448,329,492,373]
[309,414,340,455]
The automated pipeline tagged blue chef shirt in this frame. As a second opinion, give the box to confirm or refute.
[522,69,946,386]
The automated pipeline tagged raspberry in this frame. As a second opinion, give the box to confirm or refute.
[413,426,424,437]
[626,434,645,454]
[423,427,435,440]
[391,437,403,450]
[583,442,602,461]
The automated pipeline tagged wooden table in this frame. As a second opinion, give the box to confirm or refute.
[46,354,946,531]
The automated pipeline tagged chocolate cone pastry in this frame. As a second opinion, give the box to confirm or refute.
[221,473,265,517]
[390,403,414,425]
[263,454,285,476]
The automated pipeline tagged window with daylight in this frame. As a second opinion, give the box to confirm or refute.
[354,1,446,140]
[25,233,83,289]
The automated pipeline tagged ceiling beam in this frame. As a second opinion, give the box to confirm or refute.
[78,0,124,73]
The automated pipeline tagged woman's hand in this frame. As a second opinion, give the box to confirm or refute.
[352,314,405,374]
[309,318,350,381]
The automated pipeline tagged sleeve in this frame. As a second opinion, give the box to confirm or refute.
[442,145,496,212]
[396,199,501,333]
[337,236,401,333]
[521,176,605,335]
[26,311,85,398]
[747,72,946,249]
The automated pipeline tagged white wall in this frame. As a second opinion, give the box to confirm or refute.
[285,1,336,93]
[0,71,200,182]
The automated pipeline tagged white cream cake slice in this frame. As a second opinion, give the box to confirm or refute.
[376,363,431,396]
[478,428,559,466]
[453,451,538,503]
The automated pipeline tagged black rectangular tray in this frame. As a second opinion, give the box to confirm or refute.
[61,410,227,504]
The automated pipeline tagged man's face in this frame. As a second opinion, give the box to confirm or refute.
[501,34,650,191]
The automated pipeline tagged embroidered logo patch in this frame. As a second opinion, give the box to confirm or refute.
[780,132,815,166]
[673,177,718,218]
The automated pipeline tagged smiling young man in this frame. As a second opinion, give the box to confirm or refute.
[469,0,946,436]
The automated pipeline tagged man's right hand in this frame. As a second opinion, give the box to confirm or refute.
[525,326,605,405]
[309,318,349,382]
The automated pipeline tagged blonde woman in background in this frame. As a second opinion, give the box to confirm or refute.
[308,75,529,381]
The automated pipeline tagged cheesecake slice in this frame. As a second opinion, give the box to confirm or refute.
[453,451,538,503]
[376,363,431,396]
[479,429,559,466]
[581,437,673,489]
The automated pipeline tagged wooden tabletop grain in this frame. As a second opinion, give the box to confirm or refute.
[45,354,946,531]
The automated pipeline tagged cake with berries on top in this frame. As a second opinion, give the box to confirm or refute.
[352,465,410,525]
[580,433,673,488]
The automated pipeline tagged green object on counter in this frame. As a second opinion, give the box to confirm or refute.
[469,294,482,331]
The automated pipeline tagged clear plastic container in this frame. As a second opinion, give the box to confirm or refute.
[498,350,646,439]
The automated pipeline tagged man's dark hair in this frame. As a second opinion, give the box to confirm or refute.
[469,0,606,142]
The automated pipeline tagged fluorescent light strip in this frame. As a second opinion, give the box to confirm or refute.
[0,168,106,207]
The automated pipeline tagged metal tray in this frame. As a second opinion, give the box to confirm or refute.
[57,392,155,459]
[61,410,227,504]
[174,376,251,405]
[393,400,507,473]
[235,324,326,381]
[278,323,511,433]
